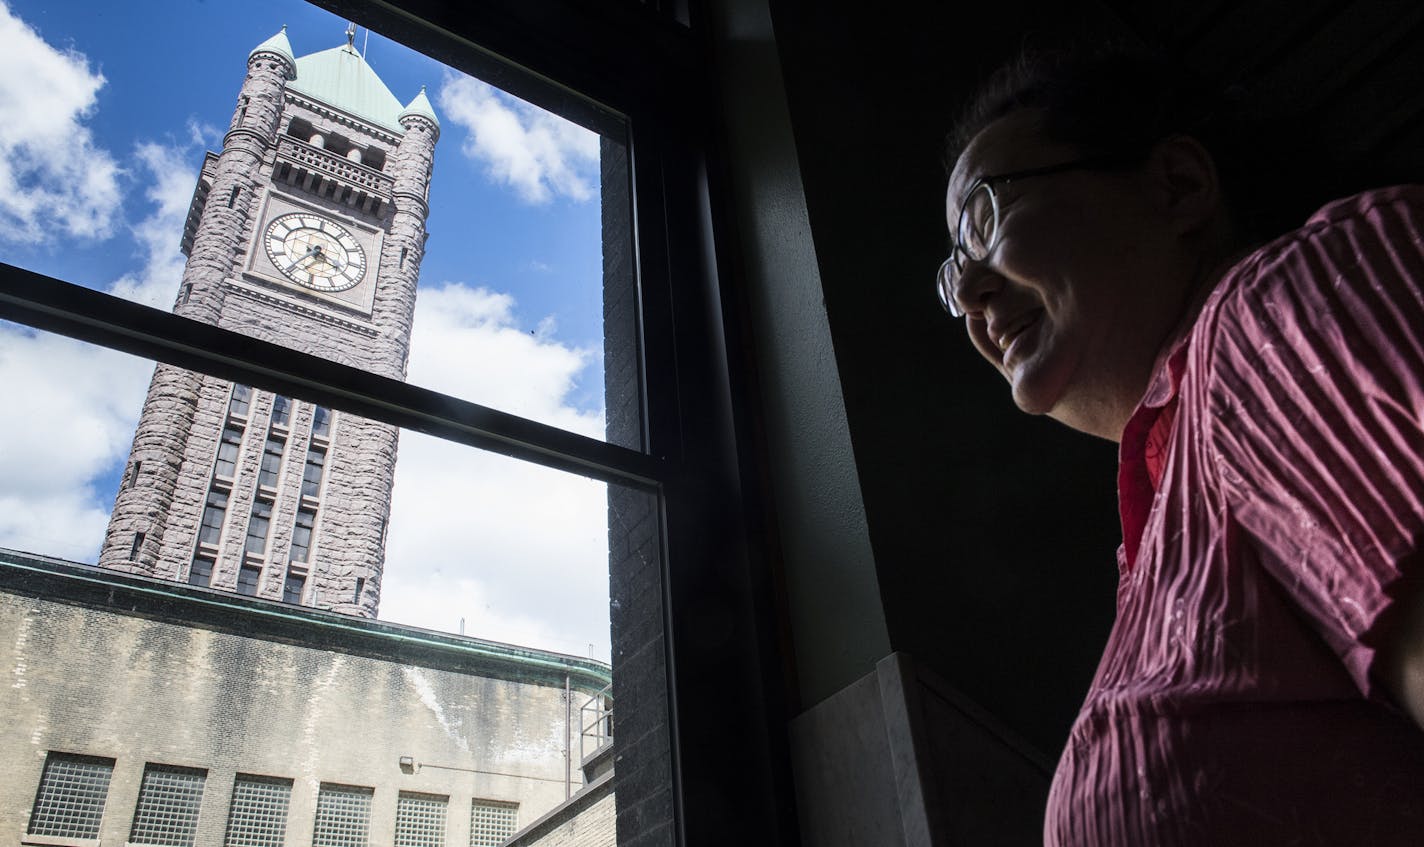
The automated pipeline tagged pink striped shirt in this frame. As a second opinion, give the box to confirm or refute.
[1045,186,1424,845]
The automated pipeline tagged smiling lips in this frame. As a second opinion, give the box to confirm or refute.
[990,310,1042,357]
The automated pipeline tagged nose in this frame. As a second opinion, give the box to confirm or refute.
[951,256,1002,317]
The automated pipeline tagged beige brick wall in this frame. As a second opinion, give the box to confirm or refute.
[0,588,599,847]
[508,776,616,847]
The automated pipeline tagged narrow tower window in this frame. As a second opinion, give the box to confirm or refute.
[236,564,262,597]
[301,447,326,499]
[290,508,316,563]
[258,435,284,489]
[130,532,145,561]
[215,425,243,479]
[283,572,306,605]
[199,489,228,546]
[353,577,365,604]
[271,395,291,428]
[228,384,251,418]
[189,555,214,587]
[311,406,331,439]
[227,186,240,208]
[246,499,273,556]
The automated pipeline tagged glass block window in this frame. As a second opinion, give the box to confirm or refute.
[222,775,291,847]
[395,793,447,847]
[313,783,373,847]
[129,764,206,847]
[27,752,114,839]
[469,800,517,847]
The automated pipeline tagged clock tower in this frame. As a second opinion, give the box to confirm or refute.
[97,26,438,617]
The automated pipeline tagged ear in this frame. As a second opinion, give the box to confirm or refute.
[1145,135,1225,236]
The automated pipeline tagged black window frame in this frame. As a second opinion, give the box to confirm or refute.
[0,2,797,843]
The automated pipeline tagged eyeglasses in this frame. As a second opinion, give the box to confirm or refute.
[936,156,1131,317]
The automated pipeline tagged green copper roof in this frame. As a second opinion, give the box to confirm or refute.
[249,26,295,68]
[398,86,440,130]
[288,44,406,133]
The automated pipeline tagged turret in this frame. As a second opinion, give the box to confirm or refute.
[370,87,439,378]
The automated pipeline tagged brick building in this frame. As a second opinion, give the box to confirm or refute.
[98,26,438,618]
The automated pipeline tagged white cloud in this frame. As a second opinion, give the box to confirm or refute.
[436,74,599,205]
[379,282,610,660]
[0,2,122,245]
[405,283,601,435]
[0,123,209,560]
[108,133,207,308]
[0,325,150,561]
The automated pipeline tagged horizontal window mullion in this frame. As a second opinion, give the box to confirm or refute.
[0,265,664,490]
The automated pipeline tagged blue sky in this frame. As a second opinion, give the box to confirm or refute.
[0,0,615,661]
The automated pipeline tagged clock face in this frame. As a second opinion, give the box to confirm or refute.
[264,213,367,292]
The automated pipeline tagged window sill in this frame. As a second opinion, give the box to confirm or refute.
[23,835,99,847]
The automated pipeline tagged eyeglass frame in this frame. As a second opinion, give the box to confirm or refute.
[936,154,1141,317]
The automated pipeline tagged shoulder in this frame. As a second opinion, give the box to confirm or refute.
[1194,185,1424,360]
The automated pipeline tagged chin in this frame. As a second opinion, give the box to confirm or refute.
[1007,366,1064,417]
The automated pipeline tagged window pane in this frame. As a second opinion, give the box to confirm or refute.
[129,764,206,847]
[302,447,326,499]
[236,564,262,596]
[189,555,214,587]
[223,775,291,847]
[469,800,518,847]
[216,426,243,479]
[290,508,316,563]
[313,784,372,847]
[246,500,272,555]
[0,2,637,448]
[28,752,114,838]
[228,385,251,419]
[259,436,285,489]
[395,793,447,847]
[200,490,229,546]
[282,572,306,604]
[271,396,291,428]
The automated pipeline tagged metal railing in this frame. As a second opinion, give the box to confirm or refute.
[579,684,613,763]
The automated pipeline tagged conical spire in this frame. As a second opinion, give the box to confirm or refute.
[398,86,439,130]
[249,25,296,68]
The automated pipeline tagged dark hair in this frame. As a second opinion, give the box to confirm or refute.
[947,43,1314,246]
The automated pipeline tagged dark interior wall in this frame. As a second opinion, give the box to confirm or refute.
[762,0,1424,759]
[764,1,1130,758]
